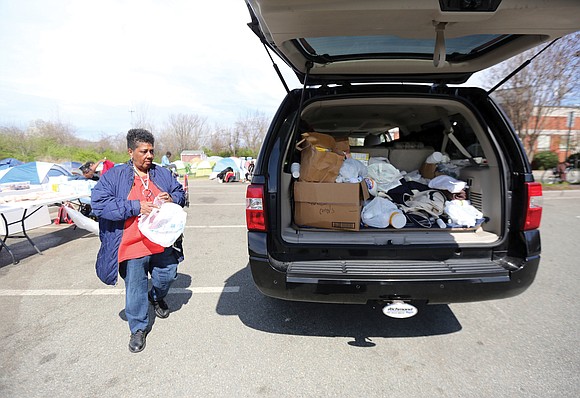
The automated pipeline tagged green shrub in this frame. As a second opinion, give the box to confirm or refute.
[531,151,559,170]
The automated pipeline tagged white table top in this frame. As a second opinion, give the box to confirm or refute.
[0,192,90,212]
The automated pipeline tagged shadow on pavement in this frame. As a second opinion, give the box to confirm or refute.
[0,226,93,268]
[216,266,462,344]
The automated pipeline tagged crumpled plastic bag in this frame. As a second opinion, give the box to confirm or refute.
[368,157,390,165]
[138,202,187,247]
[336,158,368,183]
[444,200,483,227]
[428,175,467,193]
[367,163,404,193]
[361,196,399,228]
[63,206,99,235]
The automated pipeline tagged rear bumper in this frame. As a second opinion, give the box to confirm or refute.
[248,255,539,305]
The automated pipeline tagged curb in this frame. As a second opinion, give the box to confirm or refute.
[542,190,580,198]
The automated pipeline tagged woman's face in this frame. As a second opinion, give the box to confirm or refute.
[129,142,155,171]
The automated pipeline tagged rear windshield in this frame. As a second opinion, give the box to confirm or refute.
[297,34,514,61]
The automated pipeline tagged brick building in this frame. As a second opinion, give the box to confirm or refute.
[527,106,579,162]
[180,150,205,163]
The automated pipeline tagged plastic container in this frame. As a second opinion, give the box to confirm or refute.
[425,151,443,164]
[290,162,300,179]
[388,210,406,229]
[363,177,377,196]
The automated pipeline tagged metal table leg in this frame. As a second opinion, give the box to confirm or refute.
[19,207,43,255]
[0,213,19,264]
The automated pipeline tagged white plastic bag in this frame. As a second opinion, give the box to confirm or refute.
[138,202,187,247]
[63,206,99,235]
[444,200,483,227]
[428,175,467,193]
[336,158,367,183]
[367,163,404,192]
[361,197,399,228]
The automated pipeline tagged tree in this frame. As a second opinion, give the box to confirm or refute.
[235,111,269,155]
[0,125,29,159]
[29,119,79,146]
[482,32,580,159]
[160,113,208,155]
[207,125,234,157]
[130,103,157,134]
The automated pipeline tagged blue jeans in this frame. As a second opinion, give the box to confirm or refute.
[119,248,178,333]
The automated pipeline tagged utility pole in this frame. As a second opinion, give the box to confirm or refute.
[129,109,135,127]
[565,111,574,162]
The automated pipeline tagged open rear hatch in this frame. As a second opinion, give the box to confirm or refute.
[245,0,580,84]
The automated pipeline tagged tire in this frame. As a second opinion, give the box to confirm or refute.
[566,168,580,184]
[541,170,556,184]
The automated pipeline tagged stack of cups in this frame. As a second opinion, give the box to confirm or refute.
[290,162,300,179]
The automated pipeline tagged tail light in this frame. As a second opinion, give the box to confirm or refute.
[246,184,267,231]
[522,182,542,231]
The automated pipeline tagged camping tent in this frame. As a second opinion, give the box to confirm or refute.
[0,161,72,185]
[210,157,242,179]
[60,161,83,175]
[0,158,24,170]
[171,160,188,176]
[212,157,241,173]
[195,160,214,177]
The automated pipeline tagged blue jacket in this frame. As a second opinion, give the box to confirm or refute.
[91,162,186,285]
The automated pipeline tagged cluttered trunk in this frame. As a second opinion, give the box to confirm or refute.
[278,96,506,246]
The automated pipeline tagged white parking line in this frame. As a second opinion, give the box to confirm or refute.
[185,225,246,228]
[189,203,244,206]
[0,286,240,296]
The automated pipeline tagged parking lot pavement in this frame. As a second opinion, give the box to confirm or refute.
[1,178,579,398]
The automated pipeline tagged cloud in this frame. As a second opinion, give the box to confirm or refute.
[0,0,300,140]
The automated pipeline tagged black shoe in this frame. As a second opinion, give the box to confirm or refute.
[129,330,147,353]
[148,292,170,319]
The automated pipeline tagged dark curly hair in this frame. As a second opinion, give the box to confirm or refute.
[126,129,155,150]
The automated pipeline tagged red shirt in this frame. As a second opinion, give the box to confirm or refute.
[118,174,164,262]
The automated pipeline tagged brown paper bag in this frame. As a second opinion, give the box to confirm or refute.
[296,132,344,183]
[335,137,350,155]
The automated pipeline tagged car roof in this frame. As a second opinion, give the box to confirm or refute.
[245,0,580,84]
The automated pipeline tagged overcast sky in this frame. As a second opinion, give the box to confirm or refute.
[0,0,301,141]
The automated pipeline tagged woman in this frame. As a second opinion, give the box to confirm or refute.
[91,129,186,353]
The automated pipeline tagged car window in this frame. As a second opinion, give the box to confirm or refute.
[297,34,515,61]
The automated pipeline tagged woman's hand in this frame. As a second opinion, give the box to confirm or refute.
[139,201,159,215]
[157,192,173,203]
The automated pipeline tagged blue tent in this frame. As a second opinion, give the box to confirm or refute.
[60,161,83,172]
[0,158,24,170]
[212,157,241,173]
[0,161,72,185]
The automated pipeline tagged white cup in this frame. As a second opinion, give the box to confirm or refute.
[290,162,300,178]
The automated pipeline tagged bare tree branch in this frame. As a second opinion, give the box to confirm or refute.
[483,32,580,159]
[160,113,208,155]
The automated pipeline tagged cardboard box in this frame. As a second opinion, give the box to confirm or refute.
[293,181,369,231]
